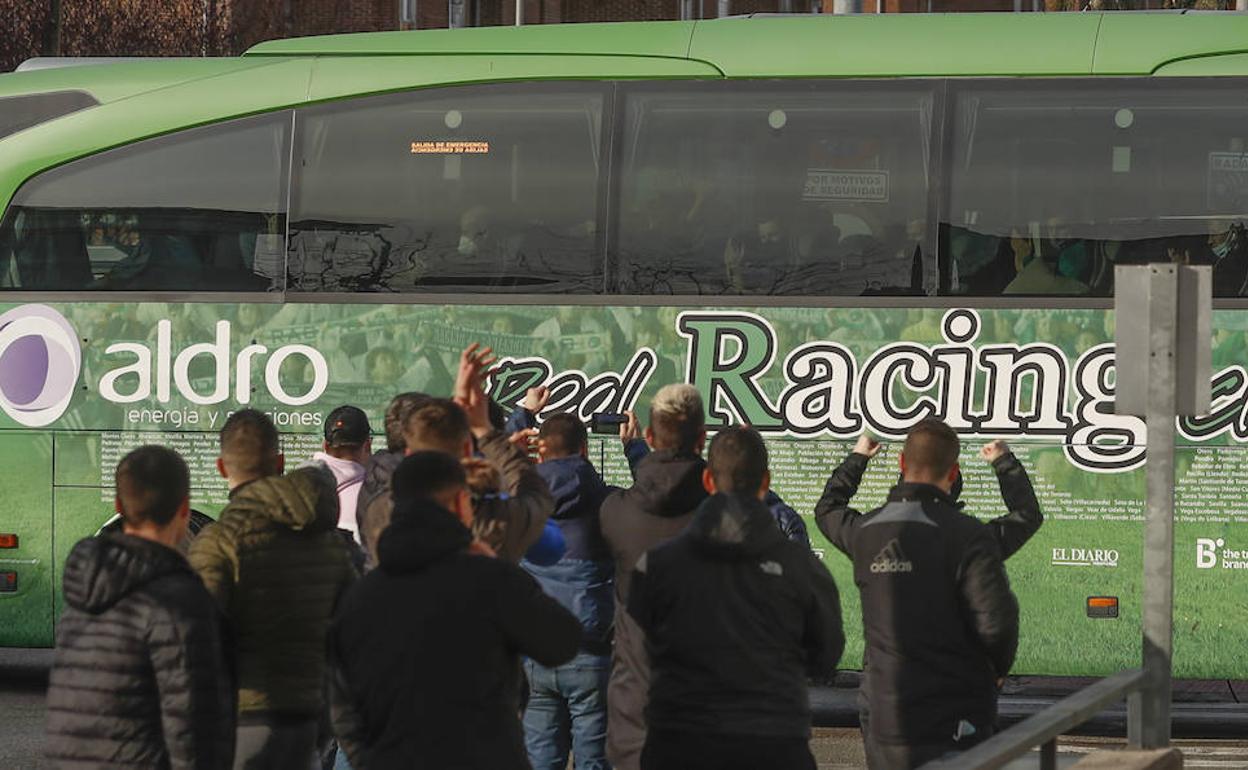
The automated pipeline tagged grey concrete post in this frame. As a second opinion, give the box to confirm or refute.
[1125,265,1177,749]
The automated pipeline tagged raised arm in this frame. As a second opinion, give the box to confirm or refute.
[980,440,1043,560]
[814,435,880,556]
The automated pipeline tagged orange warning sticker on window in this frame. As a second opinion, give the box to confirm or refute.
[410,140,490,155]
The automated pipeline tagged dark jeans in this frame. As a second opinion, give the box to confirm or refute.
[640,730,816,770]
[523,653,611,770]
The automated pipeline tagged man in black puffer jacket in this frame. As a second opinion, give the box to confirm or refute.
[328,451,582,769]
[628,427,844,770]
[816,420,1020,770]
[46,446,234,769]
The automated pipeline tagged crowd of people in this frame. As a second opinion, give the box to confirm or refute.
[44,342,1042,770]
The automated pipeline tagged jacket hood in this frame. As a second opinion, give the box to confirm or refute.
[631,449,708,519]
[687,493,785,558]
[230,466,339,532]
[63,533,191,613]
[377,498,473,573]
[538,455,609,521]
[888,481,956,507]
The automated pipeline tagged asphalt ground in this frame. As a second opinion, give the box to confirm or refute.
[5,649,1248,769]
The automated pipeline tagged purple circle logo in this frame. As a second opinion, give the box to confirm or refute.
[0,305,81,427]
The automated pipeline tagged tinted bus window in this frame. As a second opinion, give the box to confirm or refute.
[617,81,934,296]
[0,112,290,292]
[946,80,1248,297]
[289,84,605,294]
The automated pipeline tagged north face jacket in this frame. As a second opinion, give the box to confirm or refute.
[328,496,581,769]
[628,493,844,739]
[815,454,1020,747]
[189,466,356,717]
[47,533,234,769]
[599,443,709,770]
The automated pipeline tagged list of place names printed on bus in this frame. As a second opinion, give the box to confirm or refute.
[98,431,325,509]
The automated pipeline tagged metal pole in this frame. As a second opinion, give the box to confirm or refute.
[448,0,465,28]
[516,0,522,24]
[718,0,731,16]
[1127,265,1177,749]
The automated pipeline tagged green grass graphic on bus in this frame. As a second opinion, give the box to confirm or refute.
[2,299,1247,678]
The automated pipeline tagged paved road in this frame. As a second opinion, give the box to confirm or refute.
[5,649,1248,769]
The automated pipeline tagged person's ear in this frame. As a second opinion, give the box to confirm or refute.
[947,462,960,485]
[114,494,123,514]
[216,457,229,480]
[702,467,717,495]
[275,454,286,475]
[644,426,656,449]
[898,452,907,476]
[578,444,589,459]
[322,440,331,453]
[695,428,707,456]
[758,469,771,500]
[177,497,191,521]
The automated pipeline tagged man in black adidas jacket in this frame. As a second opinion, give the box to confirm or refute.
[815,420,1021,770]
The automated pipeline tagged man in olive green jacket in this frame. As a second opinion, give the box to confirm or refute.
[190,409,356,770]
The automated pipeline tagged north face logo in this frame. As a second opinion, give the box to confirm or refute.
[870,539,914,574]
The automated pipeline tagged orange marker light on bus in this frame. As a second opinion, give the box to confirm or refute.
[1086,596,1119,618]
[0,571,15,593]
[0,534,17,549]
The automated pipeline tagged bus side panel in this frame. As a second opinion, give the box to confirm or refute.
[51,433,116,623]
[0,432,53,647]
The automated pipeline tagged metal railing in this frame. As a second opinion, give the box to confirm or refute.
[922,668,1147,770]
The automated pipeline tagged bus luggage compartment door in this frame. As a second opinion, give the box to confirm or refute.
[0,432,53,647]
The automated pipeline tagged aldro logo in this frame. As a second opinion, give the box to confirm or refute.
[870,539,914,574]
[0,305,82,427]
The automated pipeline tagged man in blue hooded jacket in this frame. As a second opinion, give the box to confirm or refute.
[511,400,617,770]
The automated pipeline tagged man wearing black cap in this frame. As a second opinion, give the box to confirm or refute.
[311,405,373,546]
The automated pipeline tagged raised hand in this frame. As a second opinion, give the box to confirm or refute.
[454,343,498,438]
[980,440,1010,463]
[620,410,641,445]
[853,434,882,458]
[520,386,550,414]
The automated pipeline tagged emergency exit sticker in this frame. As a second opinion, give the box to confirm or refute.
[410,140,491,155]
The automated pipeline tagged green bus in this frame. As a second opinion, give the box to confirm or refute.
[4,13,1248,688]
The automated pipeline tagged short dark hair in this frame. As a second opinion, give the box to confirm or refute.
[392,451,467,505]
[115,446,190,527]
[707,426,768,496]
[538,413,587,459]
[649,384,705,454]
[902,418,961,480]
[220,409,280,478]
[384,392,432,452]
[402,399,471,456]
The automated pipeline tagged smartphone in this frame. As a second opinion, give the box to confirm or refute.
[589,412,628,435]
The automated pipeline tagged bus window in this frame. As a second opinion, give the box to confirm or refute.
[616,81,934,296]
[0,112,290,292]
[289,83,606,294]
[946,81,1248,298]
